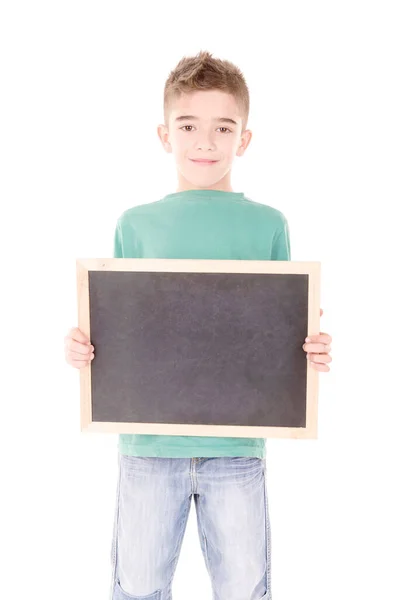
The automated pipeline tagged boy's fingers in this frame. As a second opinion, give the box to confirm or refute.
[68,350,94,361]
[306,333,332,344]
[65,330,93,354]
[319,332,331,341]
[67,340,93,355]
[66,327,91,345]
[307,353,332,363]
[303,342,329,353]
[64,336,90,352]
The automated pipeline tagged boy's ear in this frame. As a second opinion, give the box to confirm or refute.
[236,129,252,157]
[157,124,172,153]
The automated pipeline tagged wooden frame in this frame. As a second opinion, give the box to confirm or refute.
[76,258,320,439]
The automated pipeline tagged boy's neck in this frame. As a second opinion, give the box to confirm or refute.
[176,172,234,194]
[176,186,234,193]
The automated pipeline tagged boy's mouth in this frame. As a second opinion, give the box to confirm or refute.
[190,159,219,165]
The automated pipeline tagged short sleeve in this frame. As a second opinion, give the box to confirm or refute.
[113,219,123,258]
[271,218,291,260]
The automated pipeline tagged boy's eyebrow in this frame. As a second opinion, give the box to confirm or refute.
[175,115,238,125]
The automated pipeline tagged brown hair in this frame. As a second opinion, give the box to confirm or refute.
[163,50,250,132]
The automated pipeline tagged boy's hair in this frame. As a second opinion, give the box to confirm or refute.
[163,50,250,133]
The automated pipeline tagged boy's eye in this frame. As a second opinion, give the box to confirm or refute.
[180,126,231,133]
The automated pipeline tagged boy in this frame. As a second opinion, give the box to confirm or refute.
[64,51,332,600]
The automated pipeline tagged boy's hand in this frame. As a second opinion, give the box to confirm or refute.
[64,327,95,369]
[302,308,332,372]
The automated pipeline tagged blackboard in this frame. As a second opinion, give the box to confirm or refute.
[76,258,320,439]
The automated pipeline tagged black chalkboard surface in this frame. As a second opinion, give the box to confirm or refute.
[76,258,320,439]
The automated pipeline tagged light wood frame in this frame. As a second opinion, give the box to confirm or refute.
[76,258,320,439]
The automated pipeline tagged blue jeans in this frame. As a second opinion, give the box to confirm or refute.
[110,455,272,600]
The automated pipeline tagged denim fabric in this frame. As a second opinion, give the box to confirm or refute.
[109,454,272,600]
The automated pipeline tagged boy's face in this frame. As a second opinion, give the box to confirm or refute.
[158,90,252,192]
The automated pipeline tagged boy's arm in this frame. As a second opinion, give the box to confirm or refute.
[271,219,291,260]
[113,219,123,258]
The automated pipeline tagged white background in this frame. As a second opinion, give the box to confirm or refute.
[1,1,399,599]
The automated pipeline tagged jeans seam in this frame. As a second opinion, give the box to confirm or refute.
[263,457,272,599]
[195,494,214,590]
[110,453,123,600]
[166,496,191,592]
[201,526,213,587]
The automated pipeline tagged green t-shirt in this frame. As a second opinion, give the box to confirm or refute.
[113,189,291,458]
